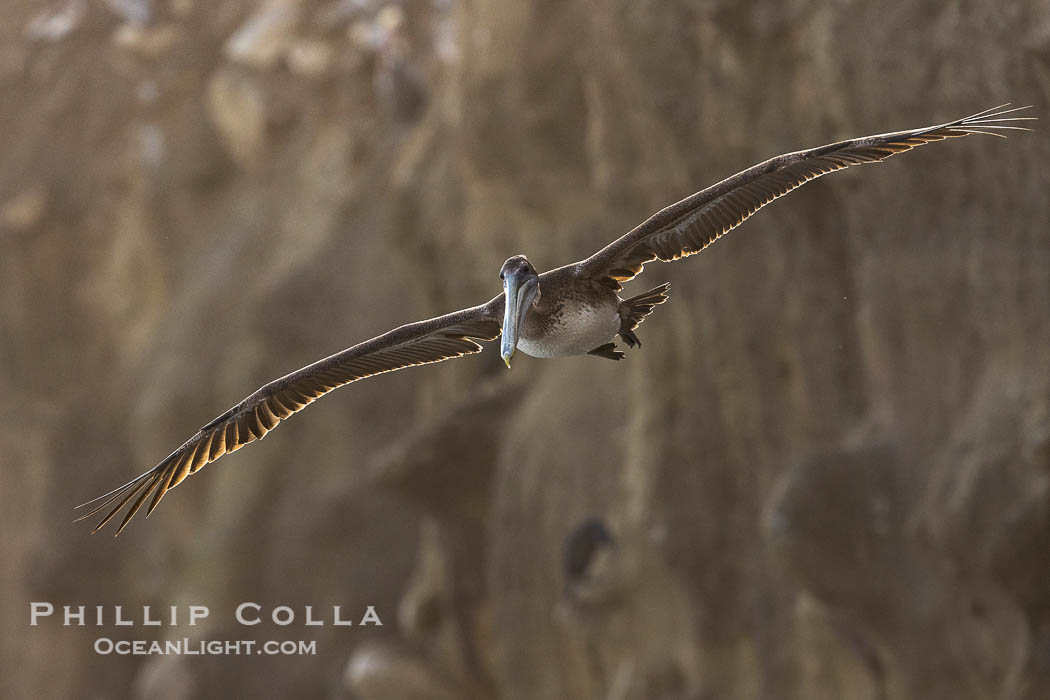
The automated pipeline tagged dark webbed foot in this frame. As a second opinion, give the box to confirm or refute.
[620,328,641,348]
[588,343,625,361]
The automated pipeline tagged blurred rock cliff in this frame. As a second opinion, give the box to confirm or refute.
[3,1,1049,698]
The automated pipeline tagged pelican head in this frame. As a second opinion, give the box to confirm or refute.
[499,254,539,368]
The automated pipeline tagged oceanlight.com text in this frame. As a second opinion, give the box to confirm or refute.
[94,638,317,656]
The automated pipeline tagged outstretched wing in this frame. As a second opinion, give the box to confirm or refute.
[76,298,504,534]
[575,104,1034,290]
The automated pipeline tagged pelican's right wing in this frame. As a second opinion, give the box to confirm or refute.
[76,296,504,534]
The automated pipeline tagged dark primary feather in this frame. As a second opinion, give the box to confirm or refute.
[575,104,1035,290]
[75,299,503,534]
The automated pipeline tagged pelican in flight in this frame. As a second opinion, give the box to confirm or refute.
[77,104,1032,534]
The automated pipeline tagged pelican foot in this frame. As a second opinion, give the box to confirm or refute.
[588,343,625,361]
[620,328,641,348]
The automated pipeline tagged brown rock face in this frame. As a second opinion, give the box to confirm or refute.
[3,1,1048,698]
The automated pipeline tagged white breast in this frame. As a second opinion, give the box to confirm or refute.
[516,301,620,358]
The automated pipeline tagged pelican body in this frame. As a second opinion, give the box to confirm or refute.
[500,258,668,364]
[75,104,1032,534]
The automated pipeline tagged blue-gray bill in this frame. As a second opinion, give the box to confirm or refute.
[500,268,537,368]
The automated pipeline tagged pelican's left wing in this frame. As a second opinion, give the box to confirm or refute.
[76,297,504,534]
[574,104,1033,290]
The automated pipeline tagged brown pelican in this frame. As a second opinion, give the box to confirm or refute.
[77,104,1032,534]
